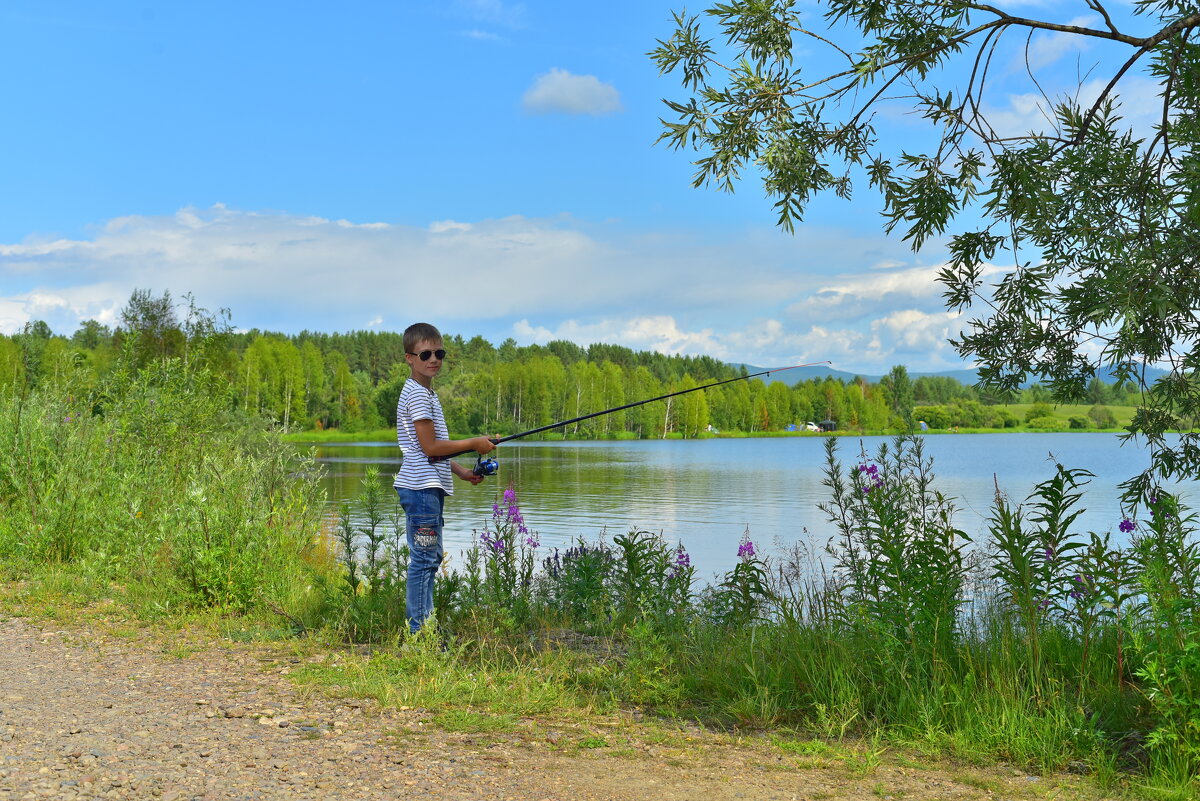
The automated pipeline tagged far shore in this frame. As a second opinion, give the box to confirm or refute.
[282,425,1133,444]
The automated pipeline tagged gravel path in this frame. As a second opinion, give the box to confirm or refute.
[1,613,1091,801]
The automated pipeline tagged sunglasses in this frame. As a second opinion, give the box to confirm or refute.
[408,349,446,361]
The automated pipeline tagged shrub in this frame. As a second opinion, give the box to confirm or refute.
[1025,402,1055,423]
[1089,405,1118,429]
[1026,415,1067,431]
[991,407,1020,428]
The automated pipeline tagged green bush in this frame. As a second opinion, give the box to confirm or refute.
[1026,415,1067,431]
[1025,403,1055,423]
[991,407,1020,428]
[913,405,950,429]
[1089,405,1118,429]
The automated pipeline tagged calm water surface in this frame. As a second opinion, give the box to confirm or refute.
[300,434,1194,580]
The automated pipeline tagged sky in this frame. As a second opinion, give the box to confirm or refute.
[0,0,1163,373]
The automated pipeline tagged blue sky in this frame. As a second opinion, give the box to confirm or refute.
[0,0,1161,372]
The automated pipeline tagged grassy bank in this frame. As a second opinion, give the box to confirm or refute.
[2,364,1196,799]
[0,360,328,613]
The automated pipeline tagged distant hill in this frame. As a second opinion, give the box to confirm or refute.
[736,363,1167,388]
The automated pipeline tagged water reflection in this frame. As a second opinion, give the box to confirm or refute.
[300,433,1194,580]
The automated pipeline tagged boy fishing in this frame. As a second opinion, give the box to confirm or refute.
[394,322,496,634]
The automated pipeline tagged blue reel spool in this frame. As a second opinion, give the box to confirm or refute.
[473,456,499,477]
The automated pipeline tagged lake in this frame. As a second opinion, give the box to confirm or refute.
[300,433,1194,581]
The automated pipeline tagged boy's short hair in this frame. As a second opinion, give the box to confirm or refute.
[403,323,442,354]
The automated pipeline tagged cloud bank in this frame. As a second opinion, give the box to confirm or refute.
[0,205,998,373]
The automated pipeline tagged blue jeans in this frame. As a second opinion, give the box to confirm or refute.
[396,487,446,634]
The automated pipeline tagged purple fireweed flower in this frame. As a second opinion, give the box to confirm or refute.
[492,503,501,517]
[1069,590,1082,600]
[856,462,884,493]
[525,534,540,549]
[737,535,756,561]
[1038,598,1052,610]
[1119,518,1135,533]
[668,546,691,582]
[503,487,517,504]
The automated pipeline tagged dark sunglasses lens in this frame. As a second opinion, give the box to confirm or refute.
[419,349,446,361]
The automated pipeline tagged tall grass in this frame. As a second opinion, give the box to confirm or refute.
[316,434,1198,796]
[0,354,328,613]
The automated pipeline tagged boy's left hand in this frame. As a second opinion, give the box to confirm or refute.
[451,463,485,485]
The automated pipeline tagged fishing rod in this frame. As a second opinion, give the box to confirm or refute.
[432,361,833,475]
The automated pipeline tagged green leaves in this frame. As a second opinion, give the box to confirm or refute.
[654,1,1200,494]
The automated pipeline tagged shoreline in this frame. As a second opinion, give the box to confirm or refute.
[282,426,1134,444]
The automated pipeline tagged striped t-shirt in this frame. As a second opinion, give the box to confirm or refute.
[394,378,454,494]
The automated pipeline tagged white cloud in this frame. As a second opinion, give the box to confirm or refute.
[0,204,978,372]
[786,262,1009,324]
[1017,15,1096,71]
[0,286,122,335]
[984,75,1164,140]
[515,316,719,355]
[429,220,473,233]
[870,309,967,352]
[512,313,964,374]
[522,68,623,116]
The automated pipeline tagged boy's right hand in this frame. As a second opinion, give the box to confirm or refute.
[473,436,497,455]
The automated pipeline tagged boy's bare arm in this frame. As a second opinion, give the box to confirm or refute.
[413,419,496,458]
[450,460,485,485]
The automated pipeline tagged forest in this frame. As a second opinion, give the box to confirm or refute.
[0,290,1140,438]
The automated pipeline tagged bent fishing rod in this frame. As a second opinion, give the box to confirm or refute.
[432,361,833,475]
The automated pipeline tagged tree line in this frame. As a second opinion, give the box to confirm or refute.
[0,291,1140,437]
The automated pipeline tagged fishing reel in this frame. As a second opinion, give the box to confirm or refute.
[473,456,500,477]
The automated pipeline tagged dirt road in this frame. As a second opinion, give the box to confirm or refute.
[0,613,1097,801]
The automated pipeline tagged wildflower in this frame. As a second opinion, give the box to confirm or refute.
[480,529,505,553]
[667,545,691,581]
[1119,518,1135,533]
[503,487,517,504]
[856,462,884,493]
[737,533,756,561]
[524,534,540,549]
